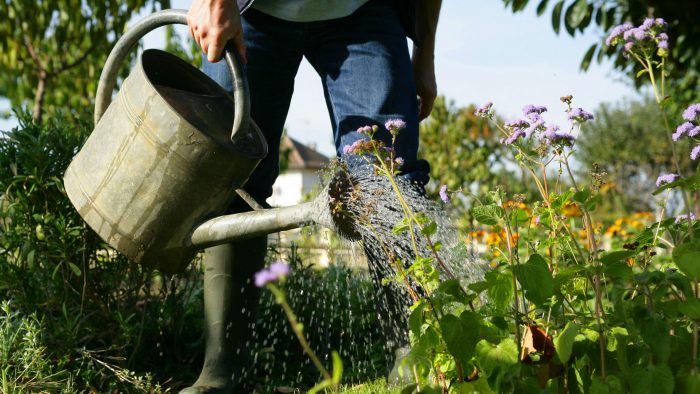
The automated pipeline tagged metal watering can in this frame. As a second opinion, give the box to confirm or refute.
[64,9,351,273]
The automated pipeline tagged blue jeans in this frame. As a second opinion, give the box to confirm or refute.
[203,0,430,203]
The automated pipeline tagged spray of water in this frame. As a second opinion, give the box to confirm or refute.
[242,159,484,390]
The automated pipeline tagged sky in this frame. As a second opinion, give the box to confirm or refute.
[1,1,638,156]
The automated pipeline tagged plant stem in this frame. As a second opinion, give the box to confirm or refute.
[267,284,332,381]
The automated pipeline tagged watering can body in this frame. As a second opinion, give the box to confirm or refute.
[63,10,268,273]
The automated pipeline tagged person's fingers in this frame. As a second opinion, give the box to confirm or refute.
[232,33,247,64]
[208,41,222,63]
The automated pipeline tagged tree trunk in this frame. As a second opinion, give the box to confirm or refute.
[32,71,46,123]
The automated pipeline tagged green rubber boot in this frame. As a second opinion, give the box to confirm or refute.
[180,236,267,394]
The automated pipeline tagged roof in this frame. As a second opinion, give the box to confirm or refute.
[281,136,330,170]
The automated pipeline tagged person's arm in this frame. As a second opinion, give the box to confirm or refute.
[412,0,442,121]
[187,0,247,63]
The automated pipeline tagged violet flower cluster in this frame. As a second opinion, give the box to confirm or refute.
[671,103,700,160]
[255,261,290,287]
[483,101,590,148]
[606,18,669,57]
[439,185,450,204]
[655,173,679,187]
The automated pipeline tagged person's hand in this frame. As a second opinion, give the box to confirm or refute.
[412,48,437,121]
[187,0,246,63]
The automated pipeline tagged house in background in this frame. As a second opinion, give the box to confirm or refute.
[267,136,330,207]
[266,136,366,268]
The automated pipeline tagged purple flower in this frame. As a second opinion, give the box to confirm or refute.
[623,41,634,55]
[673,122,694,141]
[342,139,366,155]
[502,129,527,145]
[525,114,546,135]
[255,261,290,287]
[394,157,404,166]
[640,18,654,31]
[655,173,679,187]
[541,126,576,147]
[385,119,406,135]
[568,107,594,123]
[675,212,696,224]
[439,185,450,204]
[505,119,530,129]
[534,216,540,225]
[522,104,547,116]
[475,102,493,117]
[357,125,374,135]
[692,145,700,161]
[682,103,700,121]
[655,18,667,29]
[606,22,634,46]
[657,40,669,49]
[690,126,700,138]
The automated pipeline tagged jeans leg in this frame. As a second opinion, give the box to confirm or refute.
[183,10,304,393]
[305,0,430,185]
[304,0,429,372]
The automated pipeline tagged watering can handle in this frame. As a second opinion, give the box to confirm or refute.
[94,9,250,142]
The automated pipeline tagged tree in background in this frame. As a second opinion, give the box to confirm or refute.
[419,97,534,230]
[501,0,700,109]
[0,0,170,122]
[574,98,696,215]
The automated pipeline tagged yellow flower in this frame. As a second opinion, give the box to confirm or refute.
[561,202,582,217]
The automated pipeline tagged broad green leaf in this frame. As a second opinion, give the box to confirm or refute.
[639,316,670,364]
[392,217,410,235]
[439,312,480,365]
[485,270,514,313]
[513,254,553,304]
[678,298,700,319]
[475,338,518,377]
[572,188,591,204]
[629,365,674,394]
[471,204,504,225]
[676,370,700,394]
[554,321,579,363]
[673,241,700,279]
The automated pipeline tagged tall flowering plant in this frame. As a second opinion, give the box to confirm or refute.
[331,15,700,393]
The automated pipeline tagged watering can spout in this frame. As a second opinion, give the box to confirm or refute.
[189,169,361,247]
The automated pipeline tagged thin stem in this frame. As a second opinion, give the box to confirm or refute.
[267,284,332,381]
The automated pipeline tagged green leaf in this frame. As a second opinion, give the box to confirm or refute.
[409,300,427,336]
[554,321,579,363]
[67,262,82,276]
[580,43,597,70]
[440,312,481,365]
[392,217,410,235]
[513,254,553,304]
[485,270,514,313]
[572,188,591,204]
[629,365,674,394]
[536,0,549,16]
[471,204,504,225]
[678,298,700,319]
[331,351,343,385]
[420,221,437,236]
[551,0,564,34]
[639,316,670,364]
[599,250,636,264]
[673,241,700,279]
[566,0,589,29]
[475,338,518,377]
[512,0,528,12]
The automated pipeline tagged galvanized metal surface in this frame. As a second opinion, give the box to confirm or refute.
[64,11,267,273]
